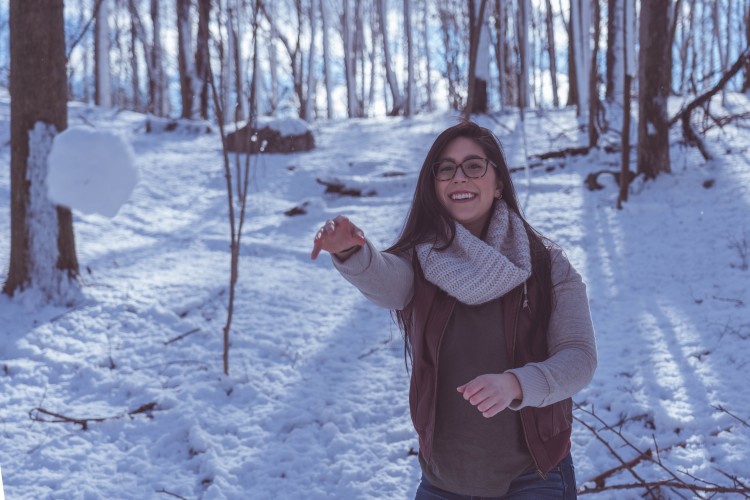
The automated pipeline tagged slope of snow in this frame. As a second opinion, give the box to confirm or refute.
[0,93,748,499]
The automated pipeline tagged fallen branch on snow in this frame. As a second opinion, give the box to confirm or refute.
[29,402,157,431]
[575,403,750,498]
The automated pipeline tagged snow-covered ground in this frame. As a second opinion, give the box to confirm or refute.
[1,89,749,499]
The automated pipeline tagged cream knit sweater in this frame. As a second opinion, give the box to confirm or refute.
[332,240,597,410]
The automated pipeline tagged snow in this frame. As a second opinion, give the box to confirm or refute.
[1,95,749,499]
[256,116,311,136]
[26,122,76,305]
[46,127,138,218]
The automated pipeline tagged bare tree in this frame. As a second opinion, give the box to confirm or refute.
[95,0,112,107]
[464,0,488,117]
[743,2,750,91]
[151,0,168,116]
[606,0,625,104]
[517,0,531,109]
[6,0,78,299]
[637,0,672,179]
[306,0,318,121]
[195,0,211,119]
[421,0,434,111]
[320,0,334,118]
[588,0,601,146]
[177,0,198,119]
[570,0,591,121]
[545,0,560,107]
[618,0,635,208]
[376,0,402,115]
[404,0,415,116]
[260,0,311,120]
[492,0,509,110]
[342,0,361,117]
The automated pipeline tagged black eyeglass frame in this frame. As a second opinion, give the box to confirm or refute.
[431,157,498,181]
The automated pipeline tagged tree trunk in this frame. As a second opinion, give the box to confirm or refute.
[606,0,625,103]
[95,0,112,107]
[130,15,141,111]
[637,0,672,179]
[618,0,635,208]
[306,0,318,121]
[6,0,78,298]
[570,0,590,121]
[321,0,334,118]
[404,0,415,116]
[517,0,530,108]
[422,0,434,111]
[493,0,508,110]
[177,0,196,119]
[195,0,211,120]
[343,0,358,117]
[150,0,167,116]
[545,0,560,107]
[565,6,578,107]
[588,0,600,147]
[743,3,750,92]
[465,0,488,117]
[376,0,403,115]
[355,0,366,116]
[475,11,490,112]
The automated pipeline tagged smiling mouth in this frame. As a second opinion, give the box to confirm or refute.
[450,192,476,200]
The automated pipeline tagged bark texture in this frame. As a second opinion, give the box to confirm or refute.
[6,0,78,295]
[637,0,672,179]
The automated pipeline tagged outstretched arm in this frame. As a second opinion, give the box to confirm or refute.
[311,216,414,310]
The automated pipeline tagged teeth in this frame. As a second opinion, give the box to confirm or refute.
[451,193,476,200]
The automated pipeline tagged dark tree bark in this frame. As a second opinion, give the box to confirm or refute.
[6,0,78,296]
[566,7,578,106]
[545,0,559,107]
[464,0,488,117]
[195,0,211,120]
[176,0,195,119]
[637,0,672,179]
[151,0,167,116]
[493,0,508,109]
[744,4,750,92]
[94,0,111,107]
[588,0,601,147]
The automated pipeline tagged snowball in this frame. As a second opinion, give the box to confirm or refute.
[47,127,138,217]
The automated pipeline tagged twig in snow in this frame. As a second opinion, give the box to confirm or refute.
[711,404,750,429]
[156,489,189,500]
[575,404,750,498]
[29,402,157,431]
[164,328,201,346]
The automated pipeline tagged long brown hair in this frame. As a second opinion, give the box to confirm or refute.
[386,120,553,369]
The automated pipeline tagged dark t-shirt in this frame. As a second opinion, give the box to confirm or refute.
[419,298,534,496]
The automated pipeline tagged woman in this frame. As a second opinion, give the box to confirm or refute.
[311,121,596,499]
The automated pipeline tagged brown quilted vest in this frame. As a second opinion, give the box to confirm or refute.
[404,257,573,475]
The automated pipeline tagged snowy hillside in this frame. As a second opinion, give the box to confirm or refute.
[1,90,749,499]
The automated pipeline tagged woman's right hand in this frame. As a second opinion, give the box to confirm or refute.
[310,215,366,260]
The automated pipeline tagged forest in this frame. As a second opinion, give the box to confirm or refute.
[1,1,750,499]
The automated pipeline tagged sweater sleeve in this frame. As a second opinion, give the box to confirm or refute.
[506,247,598,409]
[331,239,414,310]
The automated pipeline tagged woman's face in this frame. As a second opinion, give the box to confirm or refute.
[433,137,502,237]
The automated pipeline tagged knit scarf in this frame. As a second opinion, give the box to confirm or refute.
[415,200,532,305]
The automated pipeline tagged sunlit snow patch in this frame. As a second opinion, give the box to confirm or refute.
[46,127,138,217]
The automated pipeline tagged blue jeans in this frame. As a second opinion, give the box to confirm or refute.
[415,453,577,500]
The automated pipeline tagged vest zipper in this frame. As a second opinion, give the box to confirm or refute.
[427,299,456,465]
[515,281,546,479]
[523,281,529,310]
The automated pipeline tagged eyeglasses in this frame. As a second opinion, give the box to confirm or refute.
[432,158,496,181]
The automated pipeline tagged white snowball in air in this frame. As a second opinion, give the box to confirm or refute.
[47,127,138,217]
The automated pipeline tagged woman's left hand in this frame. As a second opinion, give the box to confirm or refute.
[457,373,522,418]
